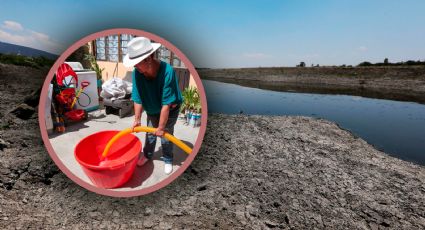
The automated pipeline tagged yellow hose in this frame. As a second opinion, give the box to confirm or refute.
[70,88,83,109]
[101,126,192,160]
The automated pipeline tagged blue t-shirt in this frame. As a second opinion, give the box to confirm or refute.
[131,61,182,115]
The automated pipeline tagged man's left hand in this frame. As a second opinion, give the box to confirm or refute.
[154,128,165,137]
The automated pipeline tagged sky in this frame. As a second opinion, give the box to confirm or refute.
[0,0,424,68]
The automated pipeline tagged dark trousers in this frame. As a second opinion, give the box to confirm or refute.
[143,106,179,163]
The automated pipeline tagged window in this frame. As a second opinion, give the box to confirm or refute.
[94,34,184,68]
[157,46,185,68]
[157,46,171,63]
[172,56,185,68]
[120,34,135,61]
[95,37,106,60]
[107,35,119,62]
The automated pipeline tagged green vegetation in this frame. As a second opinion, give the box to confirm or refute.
[358,58,425,67]
[293,58,424,68]
[181,86,201,113]
[84,53,104,80]
[0,53,55,68]
[66,45,91,69]
[297,61,306,67]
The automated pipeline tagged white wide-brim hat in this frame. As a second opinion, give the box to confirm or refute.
[123,37,161,68]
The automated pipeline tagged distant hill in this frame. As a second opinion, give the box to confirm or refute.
[0,41,58,60]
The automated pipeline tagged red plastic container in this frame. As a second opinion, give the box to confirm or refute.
[65,109,86,121]
[74,131,142,188]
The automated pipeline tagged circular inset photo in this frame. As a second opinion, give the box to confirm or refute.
[38,29,207,197]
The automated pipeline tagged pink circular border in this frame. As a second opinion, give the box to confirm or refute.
[38,28,208,197]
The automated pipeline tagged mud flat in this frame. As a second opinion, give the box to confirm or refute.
[199,66,425,104]
[0,63,424,229]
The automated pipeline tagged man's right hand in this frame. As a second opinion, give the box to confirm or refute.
[133,103,143,132]
[132,119,141,132]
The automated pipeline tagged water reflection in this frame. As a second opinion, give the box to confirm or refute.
[203,80,425,166]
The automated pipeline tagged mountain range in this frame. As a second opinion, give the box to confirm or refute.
[0,41,58,59]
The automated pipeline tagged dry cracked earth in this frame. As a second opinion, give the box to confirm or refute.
[0,63,424,229]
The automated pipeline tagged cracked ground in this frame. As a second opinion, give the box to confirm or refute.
[1,63,424,229]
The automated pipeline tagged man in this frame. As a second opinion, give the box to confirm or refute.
[123,37,182,174]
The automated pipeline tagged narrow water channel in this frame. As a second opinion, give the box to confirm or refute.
[203,80,425,166]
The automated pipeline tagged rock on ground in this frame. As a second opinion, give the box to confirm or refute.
[0,63,424,229]
[1,112,424,229]
[9,103,35,120]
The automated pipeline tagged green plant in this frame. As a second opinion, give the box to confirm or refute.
[84,54,104,80]
[0,53,55,68]
[181,86,201,113]
[297,61,306,67]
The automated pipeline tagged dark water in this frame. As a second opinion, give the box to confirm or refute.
[203,80,425,166]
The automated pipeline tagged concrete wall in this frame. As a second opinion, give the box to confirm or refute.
[88,42,199,89]
[97,61,198,89]
[97,61,133,81]
[189,75,197,87]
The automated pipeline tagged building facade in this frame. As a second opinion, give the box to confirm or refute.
[88,34,196,90]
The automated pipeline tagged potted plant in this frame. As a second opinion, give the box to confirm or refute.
[84,54,104,88]
[84,54,105,103]
[181,86,201,126]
